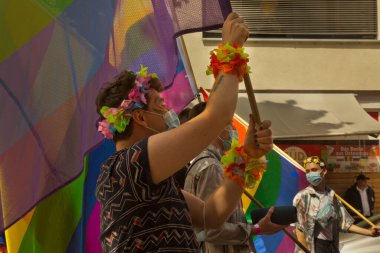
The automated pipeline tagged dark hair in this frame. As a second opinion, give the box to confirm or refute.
[95,70,163,141]
[178,107,191,124]
[188,102,207,120]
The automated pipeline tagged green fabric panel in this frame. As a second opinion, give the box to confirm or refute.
[245,150,282,222]
[18,157,88,253]
[0,0,73,62]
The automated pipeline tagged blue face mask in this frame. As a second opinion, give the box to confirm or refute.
[143,109,180,133]
[306,171,323,186]
[163,109,180,130]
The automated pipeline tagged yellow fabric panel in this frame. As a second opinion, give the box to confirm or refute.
[5,209,35,253]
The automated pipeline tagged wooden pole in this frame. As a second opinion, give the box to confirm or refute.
[242,73,310,253]
[336,194,376,227]
[243,190,311,253]
[243,74,261,125]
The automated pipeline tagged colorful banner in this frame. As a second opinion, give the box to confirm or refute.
[277,141,380,172]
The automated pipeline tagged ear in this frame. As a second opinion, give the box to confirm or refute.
[322,168,328,177]
[131,110,147,127]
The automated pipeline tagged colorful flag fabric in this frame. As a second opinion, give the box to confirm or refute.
[247,146,308,253]
[0,0,231,234]
[233,115,308,253]
[5,140,115,253]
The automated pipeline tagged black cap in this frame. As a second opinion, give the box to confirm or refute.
[356,174,370,180]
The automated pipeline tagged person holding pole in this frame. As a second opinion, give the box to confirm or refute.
[293,156,379,253]
[95,13,278,252]
[183,102,285,253]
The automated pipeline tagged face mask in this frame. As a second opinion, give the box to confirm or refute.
[219,129,238,152]
[143,109,180,132]
[306,171,323,186]
[163,109,180,130]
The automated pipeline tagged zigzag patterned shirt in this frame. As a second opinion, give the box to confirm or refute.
[95,138,199,252]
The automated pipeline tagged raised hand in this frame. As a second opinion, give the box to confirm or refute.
[244,116,273,158]
[222,12,249,46]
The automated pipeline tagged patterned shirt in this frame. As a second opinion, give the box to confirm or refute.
[293,186,354,253]
[95,138,199,253]
[184,145,252,253]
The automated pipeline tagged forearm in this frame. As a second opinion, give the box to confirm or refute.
[348,224,372,236]
[204,178,244,229]
[203,73,239,129]
[202,222,250,245]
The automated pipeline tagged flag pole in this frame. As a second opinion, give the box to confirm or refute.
[338,194,376,227]
[243,190,311,253]
[242,74,311,253]
[243,74,261,125]
[177,36,202,103]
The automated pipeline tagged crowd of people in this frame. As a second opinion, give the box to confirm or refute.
[93,12,379,253]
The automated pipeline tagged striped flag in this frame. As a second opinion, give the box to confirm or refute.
[233,116,308,253]
[1,0,232,252]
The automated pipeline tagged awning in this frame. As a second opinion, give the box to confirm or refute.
[235,93,380,139]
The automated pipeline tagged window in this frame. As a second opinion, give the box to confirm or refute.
[203,0,378,40]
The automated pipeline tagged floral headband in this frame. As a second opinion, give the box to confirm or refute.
[303,156,325,168]
[98,65,158,139]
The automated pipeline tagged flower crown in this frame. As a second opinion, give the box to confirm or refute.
[98,65,158,139]
[303,156,325,168]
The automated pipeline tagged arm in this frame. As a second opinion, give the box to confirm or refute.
[348,224,380,237]
[148,13,249,184]
[194,163,251,244]
[183,118,273,229]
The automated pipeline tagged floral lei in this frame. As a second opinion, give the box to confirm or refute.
[221,138,267,189]
[98,65,158,139]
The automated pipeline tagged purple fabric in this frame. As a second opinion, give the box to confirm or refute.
[0,0,232,233]
[152,0,232,37]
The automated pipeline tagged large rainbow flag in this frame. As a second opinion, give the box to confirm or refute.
[233,116,308,253]
[1,0,232,252]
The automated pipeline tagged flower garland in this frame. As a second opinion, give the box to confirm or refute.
[98,65,157,139]
[303,156,325,168]
[206,42,250,81]
[221,138,267,189]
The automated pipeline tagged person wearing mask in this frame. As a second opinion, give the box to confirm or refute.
[344,173,375,223]
[184,102,285,253]
[293,156,379,253]
[95,13,281,252]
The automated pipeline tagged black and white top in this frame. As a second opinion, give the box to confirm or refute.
[96,138,199,253]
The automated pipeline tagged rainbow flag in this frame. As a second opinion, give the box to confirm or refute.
[233,116,308,253]
[2,0,232,251]
[0,0,231,233]
[5,140,115,253]
[248,146,308,253]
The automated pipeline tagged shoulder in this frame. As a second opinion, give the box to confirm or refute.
[188,147,221,174]
[346,184,357,192]
[293,187,312,204]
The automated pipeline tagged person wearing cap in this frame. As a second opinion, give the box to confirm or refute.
[293,156,379,253]
[344,173,375,223]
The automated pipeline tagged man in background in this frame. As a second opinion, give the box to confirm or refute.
[344,174,375,223]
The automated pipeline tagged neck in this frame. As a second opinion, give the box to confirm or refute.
[115,129,150,151]
[357,185,366,190]
[313,181,326,192]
